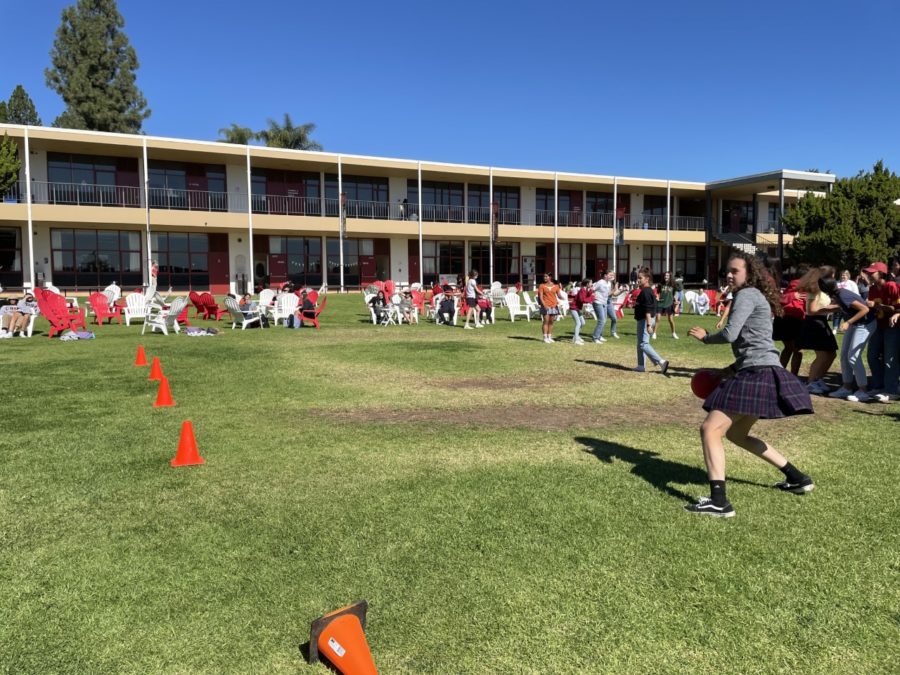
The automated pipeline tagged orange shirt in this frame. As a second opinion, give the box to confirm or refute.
[538,283,560,308]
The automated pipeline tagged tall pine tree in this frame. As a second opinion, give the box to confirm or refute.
[6,86,42,126]
[45,0,150,133]
[0,134,22,196]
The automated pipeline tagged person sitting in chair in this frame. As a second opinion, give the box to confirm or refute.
[437,294,456,325]
[0,292,38,337]
[369,290,390,325]
[291,291,315,329]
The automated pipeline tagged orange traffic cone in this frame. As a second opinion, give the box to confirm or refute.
[148,356,163,381]
[171,420,204,467]
[135,344,148,366]
[308,601,377,674]
[153,376,175,407]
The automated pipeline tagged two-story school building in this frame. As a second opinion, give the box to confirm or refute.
[0,124,835,294]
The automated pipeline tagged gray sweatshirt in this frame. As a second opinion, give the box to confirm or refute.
[703,286,780,371]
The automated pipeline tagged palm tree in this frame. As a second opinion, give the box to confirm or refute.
[256,114,322,151]
[217,123,255,144]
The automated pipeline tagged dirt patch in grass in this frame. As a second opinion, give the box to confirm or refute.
[308,394,706,431]
[308,389,852,436]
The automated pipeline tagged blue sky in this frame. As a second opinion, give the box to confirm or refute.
[1,0,898,182]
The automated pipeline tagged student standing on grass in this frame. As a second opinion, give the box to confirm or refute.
[863,263,900,400]
[569,278,593,345]
[633,267,669,374]
[652,271,678,340]
[796,266,838,396]
[463,269,484,330]
[819,276,878,402]
[686,251,814,518]
[538,273,561,343]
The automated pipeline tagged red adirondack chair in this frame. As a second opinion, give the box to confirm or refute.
[37,291,86,338]
[384,280,395,295]
[299,295,327,329]
[188,291,206,319]
[411,290,425,316]
[199,292,228,321]
[307,290,319,305]
[88,292,121,325]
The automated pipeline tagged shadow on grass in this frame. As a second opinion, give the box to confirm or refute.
[507,335,544,342]
[575,359,698,379]
[852,407,900,422]
[575,436,767,501]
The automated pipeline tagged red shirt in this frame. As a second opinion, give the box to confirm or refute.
[868,281,900,328]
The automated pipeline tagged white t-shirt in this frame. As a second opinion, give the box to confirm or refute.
[466,278,478,298]
[592,279,611,304]
[837,279,860,295]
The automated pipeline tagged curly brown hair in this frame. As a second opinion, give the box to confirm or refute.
[727,250,783,317]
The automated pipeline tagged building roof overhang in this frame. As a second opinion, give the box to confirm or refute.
[706,169,835,199]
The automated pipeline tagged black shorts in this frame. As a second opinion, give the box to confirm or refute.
[466,297,478,308]
[658,306,674,317]
[772,315,803,343]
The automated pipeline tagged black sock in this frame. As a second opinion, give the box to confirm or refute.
[709,480,727,506]
[780,462,806,483]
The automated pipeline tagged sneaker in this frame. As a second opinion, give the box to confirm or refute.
[658,360,670,376]
[611,333,620,339]
[868,388,885,396]
[0,332,11,339]
[547,337,555,343]
[672,333,679,339]
[573,339,584,346]
[632,366,646,373]
[828,387,853,399]
[847,391,873,403]
[464,325,474,330]
[475,324,484,328]
[878,393,900,402]
[684,497,735,518]
[593,338,603,344]
[773,476,815,494]
[808,381,829,395]
[651,333,657,340]
[597,336,607,343]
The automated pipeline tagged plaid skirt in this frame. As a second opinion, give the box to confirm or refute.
[703,366,813,419]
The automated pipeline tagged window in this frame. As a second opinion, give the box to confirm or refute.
[47,153,139,207]
[722,200,753,233]
[326,238,376,287]
[420,240,465,285]
[51,228,142,289]
[673,245,705,282]
[586,192,613,227]
[407,180,464,222]
[535,189,572,225]
[0,227,22,288]
[766,202,790,232]
[271,236,323,288]
[642,245,666,277]
[253,170,320,215]
[325,175,389,218]
[468,185,521,224]
[151,232,209,290]
[469,242,520,285]
[557,243,582,283]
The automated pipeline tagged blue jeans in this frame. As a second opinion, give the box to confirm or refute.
[606,300,618,336]
[867,325,900,393]
[592,301,607,340]
[841,322,873,388]
[571,309,584,341]
[636,319,664,369]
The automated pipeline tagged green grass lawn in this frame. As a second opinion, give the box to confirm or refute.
[1,295,898,673]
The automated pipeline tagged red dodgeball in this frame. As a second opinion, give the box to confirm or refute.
[691,369,723,399]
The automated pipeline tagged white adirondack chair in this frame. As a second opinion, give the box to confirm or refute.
[683,290,699,314]
[490,286,506,307]
[522,291,540,318]
[257,289,276,317]
[505,292,530,322]
[123,292,148,326]
[271,293,299,326]
[142,296,188,336]
[103,282,121,307]
[225,296,261,330]
[432,294,459,325]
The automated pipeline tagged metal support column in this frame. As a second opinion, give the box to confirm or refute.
[24,129,34,289]
[417,162,423,287]
[777,178,785,265]
[665,180,671,274]
[245,146,255,291]
[488,167,494,285]
[338,155,344,292]
[553,172,558,278]
[704,189,712,283]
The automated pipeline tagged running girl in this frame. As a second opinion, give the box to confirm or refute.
[686,251,814,518]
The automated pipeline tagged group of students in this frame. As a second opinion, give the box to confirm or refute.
[773,261,899,402]
[535,271,624,344]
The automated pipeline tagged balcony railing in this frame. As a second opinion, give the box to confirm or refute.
[1,183,709,232]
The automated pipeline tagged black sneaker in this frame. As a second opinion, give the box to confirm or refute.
[684,497,735,518]
[658,359,670,376]
[773,476,815,494]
